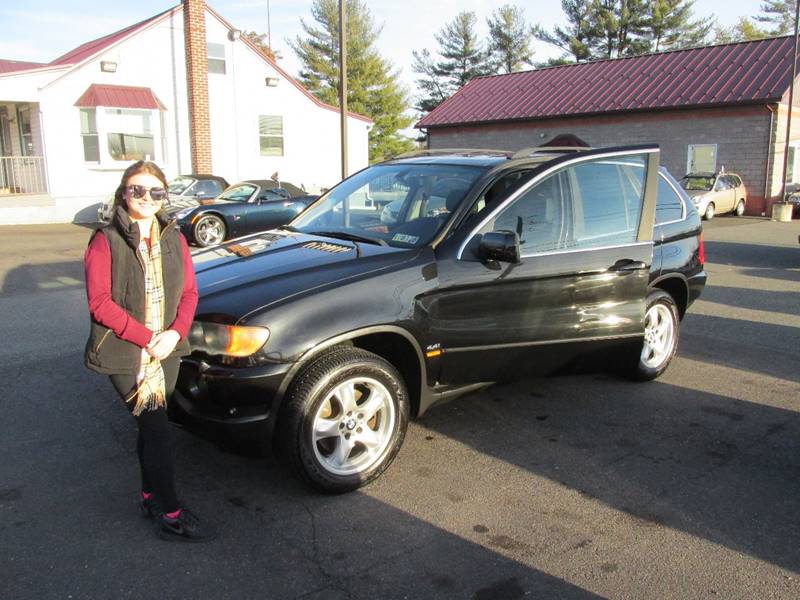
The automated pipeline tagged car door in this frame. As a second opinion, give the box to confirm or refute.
[714,176,734,213]
[426,148,660,385]
[244,189,298,234]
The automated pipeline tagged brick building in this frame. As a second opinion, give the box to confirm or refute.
[416,37,800,216]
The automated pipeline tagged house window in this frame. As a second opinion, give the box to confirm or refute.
[80,108,100,162]
[105,109,154,161]
[787,146,797,182]
[208,43,226,74]
[16,106,33,156]
[259,115,283,156]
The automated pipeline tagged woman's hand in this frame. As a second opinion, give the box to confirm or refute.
[146,330,181,360]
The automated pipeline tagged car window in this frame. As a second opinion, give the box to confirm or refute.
[468,170,536,218]
[193,180,223,197]
[488,155,647,255]
[259,188,290,202]
[680,176,714,191]
[655,175,684,224]
[714,177,728,191]
[218,184,256,202]
[292,163,485,248]
[168,176,195,194]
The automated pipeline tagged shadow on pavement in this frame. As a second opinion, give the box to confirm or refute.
[420,372,800,574]
[705,241,799,270]
[0,352,603,600]
[0,260,85,296]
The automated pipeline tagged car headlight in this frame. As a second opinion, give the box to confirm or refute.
[188,322,270,357]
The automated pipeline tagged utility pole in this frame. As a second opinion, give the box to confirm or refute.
[779,0,800,204]
[267,0,272,50]
[339,0,348,180]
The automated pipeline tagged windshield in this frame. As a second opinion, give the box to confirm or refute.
[290,164,485,248]
[168,176,196,194]
[218,184,257,202]
[680,176,714,191]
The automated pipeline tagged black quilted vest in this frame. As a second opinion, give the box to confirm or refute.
[84,207,190,375]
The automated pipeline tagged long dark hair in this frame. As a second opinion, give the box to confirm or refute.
[113,161,169,209]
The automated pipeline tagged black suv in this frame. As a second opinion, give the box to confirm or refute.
[175,146,706,493]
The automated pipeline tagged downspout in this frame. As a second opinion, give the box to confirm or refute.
[763,103,775,215]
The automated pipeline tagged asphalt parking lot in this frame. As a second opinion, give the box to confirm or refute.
[1,217,799,599]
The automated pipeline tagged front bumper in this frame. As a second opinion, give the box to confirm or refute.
[173,357,291,425]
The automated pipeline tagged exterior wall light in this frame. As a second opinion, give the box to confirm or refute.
[265,77,279,87]
[100,61,118,73]
[228,29,242,42]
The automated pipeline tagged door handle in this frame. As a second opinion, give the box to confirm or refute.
[609,259,647,272]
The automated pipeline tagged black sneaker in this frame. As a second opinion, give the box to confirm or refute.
[156,507,216,543]
[139,495,159,519]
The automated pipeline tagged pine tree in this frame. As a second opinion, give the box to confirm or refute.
[645,0,711,52]
[434,12,491,89]
[412,11,490,116]
[754,0,795,35]
[289,0,413,162]
[533,0,594,62]
[486,5,535,74]
[411,49,451,113]
[589,0,650,59]
[713,17,770,43]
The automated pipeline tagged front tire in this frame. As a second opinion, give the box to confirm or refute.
[703,202,715,220]
[193,214,226,247]
[278,347,410,493]
[630,290,679,381]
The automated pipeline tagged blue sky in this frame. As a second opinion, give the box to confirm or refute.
[0,0,767,96]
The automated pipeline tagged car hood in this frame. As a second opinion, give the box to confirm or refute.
[190,230,420,319]
[685,190,711,200]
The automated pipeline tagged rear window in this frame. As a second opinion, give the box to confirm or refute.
[656,176,684,224]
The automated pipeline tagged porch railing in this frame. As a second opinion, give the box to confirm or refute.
[0,156,48,195]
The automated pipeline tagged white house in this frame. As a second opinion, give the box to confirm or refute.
[0,2,371,224]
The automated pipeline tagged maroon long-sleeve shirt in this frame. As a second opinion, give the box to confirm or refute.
[85,231,199,349]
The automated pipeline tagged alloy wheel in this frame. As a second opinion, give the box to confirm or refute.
[641,303,675,369]
[195,216,225,246]
[311,376,396,476]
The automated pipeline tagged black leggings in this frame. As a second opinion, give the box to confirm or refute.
[109,356,181,513]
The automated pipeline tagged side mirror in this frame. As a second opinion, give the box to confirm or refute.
[479,230,521,264]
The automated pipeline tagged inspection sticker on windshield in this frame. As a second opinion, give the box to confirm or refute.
[392,233,419,244]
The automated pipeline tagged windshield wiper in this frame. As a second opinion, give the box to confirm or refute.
[278,224,299,232]
[307,230,387,246]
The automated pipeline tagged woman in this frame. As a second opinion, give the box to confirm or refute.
[84,160,215,542]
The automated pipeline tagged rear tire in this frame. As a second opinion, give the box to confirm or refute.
[278,347,410,493]
[629,290,679,381]
[734,200,745,216]
[703,202,715,220]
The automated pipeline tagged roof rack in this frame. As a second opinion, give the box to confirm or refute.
[393,148,511,159]
[510,146,591,160]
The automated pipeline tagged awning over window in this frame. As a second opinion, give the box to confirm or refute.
[74,84,166,110]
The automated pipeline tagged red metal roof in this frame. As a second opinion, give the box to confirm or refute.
[50,7,177,66]
[74,84,166,110]
[0,59,47,74]
[417,36,797,129]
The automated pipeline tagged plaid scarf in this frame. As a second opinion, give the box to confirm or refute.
[130,219,167,416]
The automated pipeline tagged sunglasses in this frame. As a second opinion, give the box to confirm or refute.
[126,184,167,202]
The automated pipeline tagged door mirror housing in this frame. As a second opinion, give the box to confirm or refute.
[479,230,521,264]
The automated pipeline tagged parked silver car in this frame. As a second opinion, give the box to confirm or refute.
[679,171,747,220]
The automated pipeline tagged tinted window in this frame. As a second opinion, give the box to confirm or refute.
[493,171,568,254]
[490,155,647,254]
[571,160,644,247]
[656,176,684,224]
